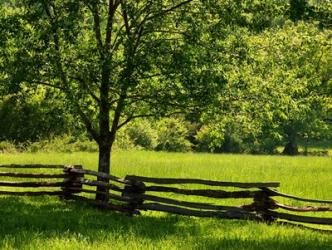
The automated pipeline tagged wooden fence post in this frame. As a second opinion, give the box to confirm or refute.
[251,190,277,223]
[62,165,84,200]
[122,176,146,215]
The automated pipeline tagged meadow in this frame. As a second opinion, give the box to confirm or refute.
[0,151,331,250]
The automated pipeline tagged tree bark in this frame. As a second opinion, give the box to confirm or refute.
[283,127,299,155]
[283,139,298,155]
[96,60,112,201]
[289,0,308,21]
[96,139,112,201]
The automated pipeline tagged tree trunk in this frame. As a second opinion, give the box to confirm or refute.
[283,138,298,155]
[282,125,299,156]
[289,0,308,21]
[96,139,112,201]
[96,56,112,201]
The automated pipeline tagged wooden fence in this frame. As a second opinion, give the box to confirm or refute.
[0,164,331,232]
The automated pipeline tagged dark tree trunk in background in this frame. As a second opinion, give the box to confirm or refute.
[283,129,299,155]
[283,141,299,155]
[289,0,308,21]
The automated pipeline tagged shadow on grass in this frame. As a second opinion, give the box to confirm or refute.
[0,196,180,248]
[0,197,330,250]
[193,237,332,250]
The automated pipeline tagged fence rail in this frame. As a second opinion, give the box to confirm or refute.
[125,175,280,188]
[0,164,331,233]
[0,164,65,169]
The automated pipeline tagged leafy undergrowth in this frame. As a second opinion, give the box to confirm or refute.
[0,151,331,250]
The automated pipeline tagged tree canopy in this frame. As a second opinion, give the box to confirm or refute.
[0,0,227,200]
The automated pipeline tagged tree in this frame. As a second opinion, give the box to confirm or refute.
[205,22,332,155]
[0,1,224,200]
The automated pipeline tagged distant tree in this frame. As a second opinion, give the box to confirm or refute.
[210,22,332,155]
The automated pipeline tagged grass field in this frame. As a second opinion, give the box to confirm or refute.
[0,151,331,250]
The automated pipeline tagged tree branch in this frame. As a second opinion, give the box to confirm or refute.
[88,3,104,56]
[68,76,100,103]
[110,24,126,52]
[117,111,185,130]
[109,92,127,140]
[117,114,155,130]
[42,1,100,143]
[42,1,67,88]
[30,80,65,91]
[146,0,194,22]
[120,2,131,37]
[105,0,120,51]
[76,106,100,143]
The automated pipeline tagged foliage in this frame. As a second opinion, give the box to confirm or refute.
[196,118,280,154]
[195,125,220,152]
[202,21,332,155]
[112,129,137,151]
[25,133,139,153]
[126,120,158,150]
[0,86,80,142]
[0,141,17,153]
[155,118,192,152]
[26,135,98,153]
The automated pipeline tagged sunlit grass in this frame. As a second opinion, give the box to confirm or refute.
[0,151,331,249]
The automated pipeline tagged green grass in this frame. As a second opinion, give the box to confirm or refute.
[0,151,331,250]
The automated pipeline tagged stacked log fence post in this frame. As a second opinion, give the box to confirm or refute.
[62,165,84,200]
[122,175,146,215]
[251,190,277,223]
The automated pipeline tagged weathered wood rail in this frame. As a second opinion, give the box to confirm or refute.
[0,164,331,233]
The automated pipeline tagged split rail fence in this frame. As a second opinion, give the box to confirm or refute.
[0,164,331,232]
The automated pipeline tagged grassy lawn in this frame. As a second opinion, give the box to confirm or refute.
[0,151,331,250]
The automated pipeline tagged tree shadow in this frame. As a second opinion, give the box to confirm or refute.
[0,196,180,248]
[192,237,331,250]
[0,197,330,249]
